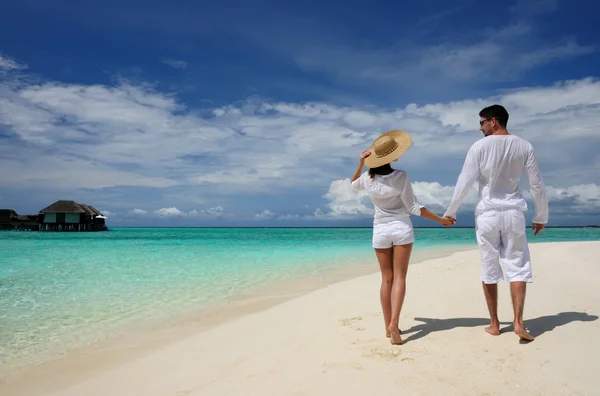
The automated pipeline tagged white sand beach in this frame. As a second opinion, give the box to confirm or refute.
[2,241,599,396]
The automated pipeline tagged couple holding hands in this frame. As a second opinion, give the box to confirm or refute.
[351,105,549,345]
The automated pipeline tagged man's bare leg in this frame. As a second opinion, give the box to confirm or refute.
[482,282,500,335]
[510,281,534,341]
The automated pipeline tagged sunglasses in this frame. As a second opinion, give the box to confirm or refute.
[479,118,493,126]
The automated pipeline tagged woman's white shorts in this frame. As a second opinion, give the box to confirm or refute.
[372,220,415,249]
[475,209,533,284]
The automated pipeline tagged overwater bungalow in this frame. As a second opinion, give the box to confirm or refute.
[0,200,108,232]
[39,200,108,231]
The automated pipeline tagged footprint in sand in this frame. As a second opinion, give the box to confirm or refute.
[339,316,366,331]
[365,347,413,362]
[339,316,362,326]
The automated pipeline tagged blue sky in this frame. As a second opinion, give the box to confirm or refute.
[1,0,599,227]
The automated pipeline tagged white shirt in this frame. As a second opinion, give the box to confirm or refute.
[351,169,423,225]
[444,135,549,224]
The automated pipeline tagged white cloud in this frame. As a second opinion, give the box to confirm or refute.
[412,181,478,209]
[317,178,372,219]
[155,207,185,217]
[2,67,599,193]
[161,58,189,69]
[124,206,229,218]
[255,209,275,219]
[1,53,599,219]
[0,55,26,70]
[129,208,148,216]
[199,206,225,217]
[403,78,600,135]
[546,184,600,208]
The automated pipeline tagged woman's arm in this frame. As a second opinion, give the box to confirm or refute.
[399,173,455,227]
[420,207,455,227]
[351,150,371,182]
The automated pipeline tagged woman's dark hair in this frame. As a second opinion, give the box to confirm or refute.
[368,163,394,179]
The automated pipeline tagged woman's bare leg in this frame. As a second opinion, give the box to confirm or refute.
[374,248,393,338]
[388,243,413,345]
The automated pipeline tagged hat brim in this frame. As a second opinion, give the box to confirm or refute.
[364,130,412,169]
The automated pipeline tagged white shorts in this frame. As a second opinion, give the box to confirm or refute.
[475,209,532,284]
[372,220,415,249]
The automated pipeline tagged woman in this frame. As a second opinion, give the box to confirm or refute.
[351,130,454,345]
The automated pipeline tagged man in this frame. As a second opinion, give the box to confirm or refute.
[443,104,548,342]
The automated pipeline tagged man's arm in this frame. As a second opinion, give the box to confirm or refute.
[444,146,479,220]
[525,146,549,226]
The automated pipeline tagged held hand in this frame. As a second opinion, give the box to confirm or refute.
[532,222,545,236]
[440,216,456,227]
[359,150,371,163]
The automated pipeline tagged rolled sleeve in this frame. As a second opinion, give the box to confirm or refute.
[351,173,365,190]
[400,173,424,216]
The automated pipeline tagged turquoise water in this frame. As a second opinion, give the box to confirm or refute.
[1,227,599,371]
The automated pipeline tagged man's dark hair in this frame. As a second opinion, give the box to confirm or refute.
[479,104,509,128]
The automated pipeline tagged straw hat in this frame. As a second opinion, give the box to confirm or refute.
[364,130,412,168]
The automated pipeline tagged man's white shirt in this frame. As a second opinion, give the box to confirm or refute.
[444,135,549,224]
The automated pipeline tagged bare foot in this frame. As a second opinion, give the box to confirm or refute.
[385,328,401,338]
[388,325,403,345]
[514,325,534,342]
[485,324,500,336]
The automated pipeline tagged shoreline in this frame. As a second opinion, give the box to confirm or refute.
[2,240,598,395]
[0,242,475,388]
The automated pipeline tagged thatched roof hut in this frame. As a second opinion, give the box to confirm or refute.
[39,200,88,214]
[38,200,107,231]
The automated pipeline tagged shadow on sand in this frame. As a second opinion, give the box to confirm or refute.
[501,311,599,341]
[402,311,598,344]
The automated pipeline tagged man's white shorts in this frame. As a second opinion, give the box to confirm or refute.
[475,209,532,284]
[372,220,415,249]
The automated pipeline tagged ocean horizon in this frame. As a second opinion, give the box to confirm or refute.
[2,227,599,375]
[96,226,600,228]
